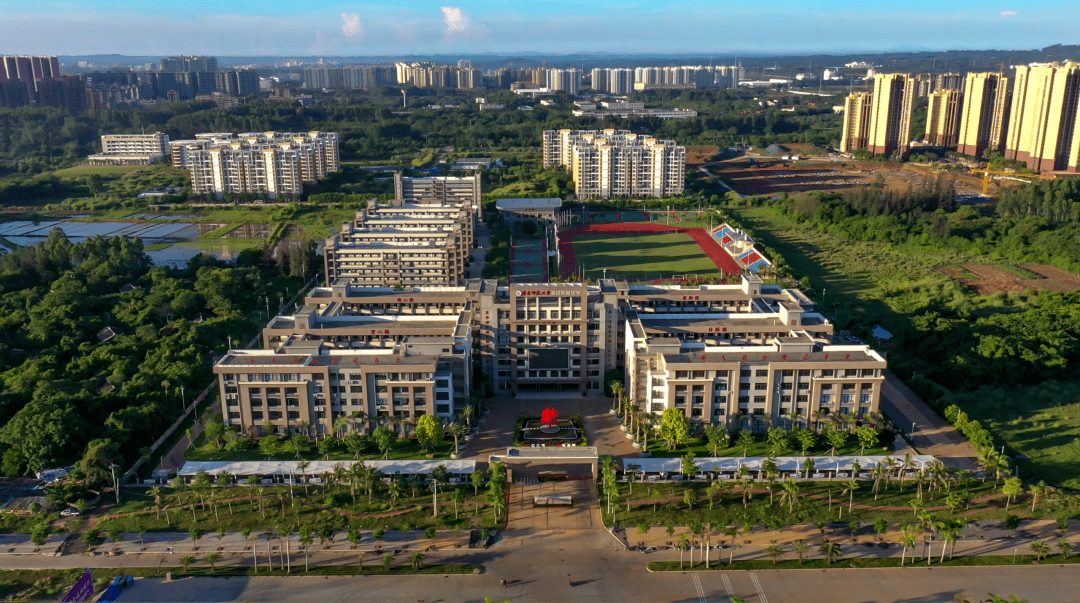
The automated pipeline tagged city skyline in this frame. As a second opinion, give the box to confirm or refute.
[1,1,1077,57]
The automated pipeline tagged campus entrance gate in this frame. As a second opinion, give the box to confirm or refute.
[489,446,599,483]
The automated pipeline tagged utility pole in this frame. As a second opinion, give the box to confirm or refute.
[110,463,120,505]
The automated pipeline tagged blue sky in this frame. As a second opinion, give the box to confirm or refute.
[0,0,1075,57]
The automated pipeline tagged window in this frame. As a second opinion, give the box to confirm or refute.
[781,370,793,377]
[754,383,767,390]
[740,370,751,378]
[753,396,766,404]
[251,411,263,420]
[350,386,362,393]
[820,394,832,403]
[755,369,768,377]
[798,369,811,377]
[860,394,871,403]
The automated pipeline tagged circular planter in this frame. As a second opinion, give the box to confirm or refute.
[620,425,629,432]
[632,442,642,449]
[639,451,652,458]
[625,432,634,439]
[450,453,461,460]
[608,409,616,415]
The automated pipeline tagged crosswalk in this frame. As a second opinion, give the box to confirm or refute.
[691,571,768,603]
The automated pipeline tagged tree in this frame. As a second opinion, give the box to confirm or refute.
[1028,482,1045,512]
[819,542,841,564]
[855,426,877,454]
[659,408,691,451]
[409,551,424,570]
[737,429,755,457]
[1029,540,1050,561]
[841,479,859,514]
[471,469,484,497]
[779,479,800,512]
[792,539,809,564]
[205,552,222,572]
[766,543,784,564]
[766,427,789,455]
[383,553,394,571]
[373,426,397,459]
[190,528,203,551]
[299,526,314,571]
[704,424,729,456]
[447,422,467,456]
[414,415,444,451]
[825,427,848,455]
[1002,477,1023,511]
[707,480,727,510]
[180,555,194,574]
[30,523,50,548]
[683,488,696,510]
[1056,539,1073,560]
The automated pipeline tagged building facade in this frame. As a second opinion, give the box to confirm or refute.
[183,132,339,199]
[957,72,1012,158]
[924,89,963,147]
[1004,62,1080,172]
[839,92,873,153]
[543,129,686,198]
[393,173,483,222]
[323,200,472,287]
[867,73,916,156]
[213,274,886,436]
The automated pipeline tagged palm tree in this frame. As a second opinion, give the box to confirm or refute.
[179,555,194,575]
[1029,540,1050,561]
[766,543,784,564]
[447,422,467,456]
[382,553,394,571]
[461,403,475,433]
[792,539,809,564]
[409,551,424,570]
[1002,478,1023,511]
[678,534,689,569]
[707,480,727,510]
[899,523,917,566]
[1056,539,1073,560]
[351,410,367,434]
[841,479,859,515]
[819,542,841,564]
[189,528,202,551]
[779,479,800,513]
[1028,482,1045,512]
[388,478,403,509]
[299,526,313,571]
[149,486,163,519]
[205,552,222,573]
[297,460,310,495]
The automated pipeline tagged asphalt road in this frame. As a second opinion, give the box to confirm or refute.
[115,559,1080,603]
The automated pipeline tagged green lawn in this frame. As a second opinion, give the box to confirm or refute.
[184,438,459,463]
[643,433,890,459]
[101,483,499,533]
[951,380,1080,490]
[725,205,1080,488]
[571,232,720,280]
[605,477,1052,529]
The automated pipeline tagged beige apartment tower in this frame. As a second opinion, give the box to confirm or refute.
[543,129,685,198]
[957,72,1012,157]
[867,73,916,156]
[840,92,873,153]
[925,89,963,147]
[1004,62,1080,172]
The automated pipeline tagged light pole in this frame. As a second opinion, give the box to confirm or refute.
[911,422,917,436]
[180,385,186,410]
[602,268,607,280]
[264,296,270,320]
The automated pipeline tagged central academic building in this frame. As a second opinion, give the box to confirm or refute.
[214,274,886,438]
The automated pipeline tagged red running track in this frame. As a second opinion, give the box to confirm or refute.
[557,222,741,278]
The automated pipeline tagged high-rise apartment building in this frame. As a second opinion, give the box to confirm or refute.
[1004,62,1080,172]
[867,73,916,156]
[915,72,962,97]
[957,72,1012,158]
[839,92,873,153]
[543,129,685,198]
[0,55,84,112]
[160,56,218,72]
[924,88,963,147]
[547,68,581,95]
[183,132,339,199]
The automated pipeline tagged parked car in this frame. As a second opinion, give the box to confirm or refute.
[60,507,81,517]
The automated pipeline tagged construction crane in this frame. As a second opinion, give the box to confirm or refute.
[970,166,1040,197]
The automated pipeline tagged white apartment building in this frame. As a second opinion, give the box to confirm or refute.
[185,131,339,199]
[543,129,686,198]
[88,132,170,165]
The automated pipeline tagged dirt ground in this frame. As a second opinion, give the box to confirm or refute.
[934,264,1080,294]
[717,159,997,197]
[685,146,719,165]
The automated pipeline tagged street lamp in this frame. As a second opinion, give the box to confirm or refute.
[911,422,917,436]
[180,384,186,410]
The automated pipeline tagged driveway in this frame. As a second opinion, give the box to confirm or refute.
[879,370,979,471]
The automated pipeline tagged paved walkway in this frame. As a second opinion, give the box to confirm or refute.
[880,370,980,470]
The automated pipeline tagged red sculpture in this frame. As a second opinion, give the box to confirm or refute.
[541,408,560,427]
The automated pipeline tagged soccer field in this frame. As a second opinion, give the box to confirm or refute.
[569,232,719,280]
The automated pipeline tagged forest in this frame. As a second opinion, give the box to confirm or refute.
[0,232,306,484]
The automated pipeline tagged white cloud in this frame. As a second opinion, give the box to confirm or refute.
[341,13,363,38]
[442,6,468,34]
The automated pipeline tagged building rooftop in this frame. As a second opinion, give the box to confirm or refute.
[495,198,563,211]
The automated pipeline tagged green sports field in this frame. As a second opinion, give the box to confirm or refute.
[570,232,719,280]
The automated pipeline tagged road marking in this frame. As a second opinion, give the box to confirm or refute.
[721,573,733,599]
[750,573,769,603]
[692,573,707,603]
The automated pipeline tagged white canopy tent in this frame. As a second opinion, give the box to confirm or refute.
[178,459,476,483]
[620,455,934,478]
